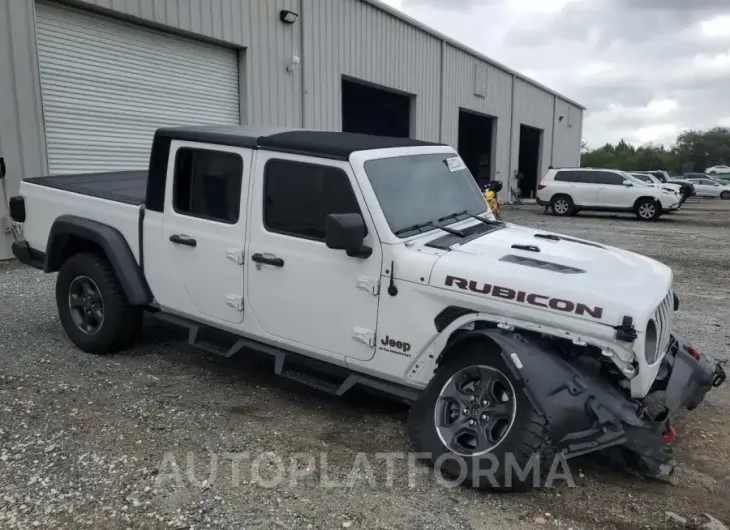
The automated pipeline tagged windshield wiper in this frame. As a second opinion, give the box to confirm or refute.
[437,210,468,224]
[468,213,504,226]
[394,221,465,237]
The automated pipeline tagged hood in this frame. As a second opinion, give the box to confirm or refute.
[429,223,672,329]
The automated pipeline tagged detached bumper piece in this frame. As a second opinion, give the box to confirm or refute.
[463,329,724,483]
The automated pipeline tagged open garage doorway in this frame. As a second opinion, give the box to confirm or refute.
[458,109,496,191]
[517,125,543,199]
[342,78,412,138]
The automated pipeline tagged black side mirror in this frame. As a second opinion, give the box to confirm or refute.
[325,213,371,258]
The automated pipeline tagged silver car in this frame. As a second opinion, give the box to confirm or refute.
[685,174,730,200]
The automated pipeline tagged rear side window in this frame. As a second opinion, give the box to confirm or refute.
[264,159,362,241]
[596,171,626,185]
[173,148,243,224]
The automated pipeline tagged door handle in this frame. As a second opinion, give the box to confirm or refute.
[251,253,284,267]
[169,234,197,247]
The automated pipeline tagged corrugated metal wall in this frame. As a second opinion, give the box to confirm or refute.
[441,44,513,184]
[552,98,583,168]
[301,0,441,140]
[0,0,583,260]
[511,78,555,182]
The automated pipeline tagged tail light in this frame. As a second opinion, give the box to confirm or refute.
[688,345,700,361]
[537,184,547,190]
[8,196,25,223]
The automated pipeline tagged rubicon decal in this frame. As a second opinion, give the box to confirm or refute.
[444,275,604,320]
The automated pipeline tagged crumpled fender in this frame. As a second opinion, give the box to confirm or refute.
[449,329,643,458]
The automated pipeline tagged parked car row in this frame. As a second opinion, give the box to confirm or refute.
[536,167,682,221]
[536,166,730,221]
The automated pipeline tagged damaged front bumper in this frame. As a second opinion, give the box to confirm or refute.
[463,329,725,481]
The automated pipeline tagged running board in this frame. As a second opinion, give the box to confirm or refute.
[153,312,421,403]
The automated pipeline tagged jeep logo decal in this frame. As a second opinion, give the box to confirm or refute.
[378,335,412,358]
[444,275,604,320]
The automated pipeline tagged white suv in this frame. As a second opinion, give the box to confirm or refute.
[537,168,680,221]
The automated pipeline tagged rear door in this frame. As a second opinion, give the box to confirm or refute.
[567,170,600,206]
[159,141,252,324]
[596,171,633,207]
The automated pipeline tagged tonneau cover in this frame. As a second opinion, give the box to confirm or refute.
[25,171,147,206]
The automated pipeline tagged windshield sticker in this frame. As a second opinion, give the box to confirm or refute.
[445,156,467,172]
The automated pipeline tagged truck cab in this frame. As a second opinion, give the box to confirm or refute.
[8,125,724,490]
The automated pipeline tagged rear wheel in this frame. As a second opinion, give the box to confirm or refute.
[408,344,552,491]
[721,190,730,200]
[550,195,574,217]
[635,199,661,221]
[56,253,142,354]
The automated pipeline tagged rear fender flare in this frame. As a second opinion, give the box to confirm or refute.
[45,215,152,306]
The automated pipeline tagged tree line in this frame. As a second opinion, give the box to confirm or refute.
[580,127,730,175]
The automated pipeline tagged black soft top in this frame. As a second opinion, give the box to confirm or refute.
[155,125,446,160]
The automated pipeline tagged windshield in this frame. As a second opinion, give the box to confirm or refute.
[625,173,651,186]
[364,153,488,237]
[631,173,652,183]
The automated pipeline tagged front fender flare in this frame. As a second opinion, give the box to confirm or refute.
[45,215,152,306]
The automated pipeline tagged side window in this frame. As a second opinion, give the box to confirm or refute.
[597,171,626,185]
[553,170,574,182]
[173,148,243,224]
[577,171,602,184]
[264,159,363,241]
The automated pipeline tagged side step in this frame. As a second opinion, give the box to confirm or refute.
[153,312,421,403]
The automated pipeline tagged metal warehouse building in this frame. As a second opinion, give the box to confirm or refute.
[0,0,584,260]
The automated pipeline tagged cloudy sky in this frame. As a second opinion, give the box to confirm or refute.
[379,0,730,149]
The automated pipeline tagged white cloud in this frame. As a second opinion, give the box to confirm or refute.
[378,0,730,147]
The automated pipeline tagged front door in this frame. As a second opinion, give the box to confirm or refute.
[161,142,252,325]
[596,171,632,207]
[245,153,382,361]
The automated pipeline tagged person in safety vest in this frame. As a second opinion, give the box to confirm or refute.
[483,181,503,220]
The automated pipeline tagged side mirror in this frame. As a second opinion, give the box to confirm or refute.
[325,213,372,258]
[623,181,633,186]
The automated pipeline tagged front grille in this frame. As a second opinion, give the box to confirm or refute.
[648,289,674,364]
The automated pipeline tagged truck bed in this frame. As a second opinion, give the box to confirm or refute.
[25,171,147,206]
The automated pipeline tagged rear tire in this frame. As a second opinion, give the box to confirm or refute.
[635,198,661,221]
[550,195,574,217]
[721,190,730,200]
[408,343,553,491]
[56,252,142,354]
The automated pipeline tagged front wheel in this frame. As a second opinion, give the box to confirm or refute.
[635,199,661,221]
[56,252,142,354]
[721,190,730,200]
[408,345,552,491]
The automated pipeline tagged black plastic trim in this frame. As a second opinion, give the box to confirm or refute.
[45,215,152,306]
[11,242,45,270]
[145,133,170,213]
[434,306,477,332]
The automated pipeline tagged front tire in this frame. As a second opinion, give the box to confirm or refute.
[721,190,730,200]
[56,253,142,354]
[550,195,574,217]
[635,198,661,221]
[408,344,552,491]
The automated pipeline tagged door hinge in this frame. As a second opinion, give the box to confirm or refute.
[356,276,380,296]
[352,328,375,347]
[227,248,244,265]
[226,295,244,311]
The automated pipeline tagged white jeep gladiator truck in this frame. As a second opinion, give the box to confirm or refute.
[6,125,725,489]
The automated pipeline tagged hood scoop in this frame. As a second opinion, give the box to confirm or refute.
[499,254,585,274]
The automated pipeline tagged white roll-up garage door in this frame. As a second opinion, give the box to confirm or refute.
[35,1,241,174]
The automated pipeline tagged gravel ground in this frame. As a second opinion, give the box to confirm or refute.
[1,199,729,530]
